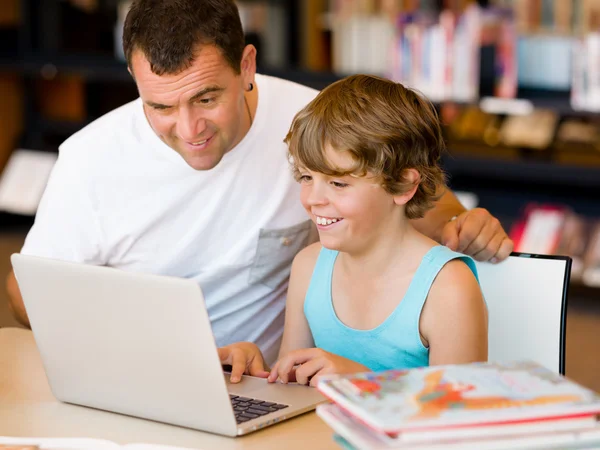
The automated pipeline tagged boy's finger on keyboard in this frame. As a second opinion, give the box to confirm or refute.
[267,361,280,383]
[230,349,246,383]
[249,357,269,378]
[275,356,300,384]
[295,359,322,385]
[287,366,298,383]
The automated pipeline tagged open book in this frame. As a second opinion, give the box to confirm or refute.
[316,361,600,435]
[0,437,196,450]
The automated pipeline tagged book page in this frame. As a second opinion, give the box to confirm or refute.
[123,445,198,450]
[0,437,118,450]
[0,438,199,450]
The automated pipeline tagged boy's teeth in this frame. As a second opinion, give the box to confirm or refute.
[317,216,339,225]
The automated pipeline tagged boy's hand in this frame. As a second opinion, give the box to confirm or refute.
[218,342,270,383]
[267,348,369,387]
[442,208,513,263]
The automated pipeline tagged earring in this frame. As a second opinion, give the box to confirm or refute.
[248,82,254,92]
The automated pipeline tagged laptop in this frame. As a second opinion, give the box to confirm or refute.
[11,253,325,437]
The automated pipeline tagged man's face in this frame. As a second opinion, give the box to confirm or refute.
[130,45,252,171]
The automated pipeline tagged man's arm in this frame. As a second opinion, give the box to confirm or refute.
[6,270,30,328]
[412,188,466,243]
[4,147,104,328]
[412,187,514,262]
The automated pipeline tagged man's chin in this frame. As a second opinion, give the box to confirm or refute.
[183,153,223,171]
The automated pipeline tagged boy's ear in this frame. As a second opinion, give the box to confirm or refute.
[393,169,420,206]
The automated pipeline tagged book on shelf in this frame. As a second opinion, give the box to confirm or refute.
[572,31,600,113]
[316,361,600,436]
[582,220,600,287]
[0,149,57,216]
[509,204,600,285]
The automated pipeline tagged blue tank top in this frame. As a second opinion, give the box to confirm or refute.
[304,245,479,372]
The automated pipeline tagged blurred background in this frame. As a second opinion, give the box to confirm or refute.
[0,0,598,390]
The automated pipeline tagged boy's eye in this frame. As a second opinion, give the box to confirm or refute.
[331,181,348,188]
[299,175,312,183]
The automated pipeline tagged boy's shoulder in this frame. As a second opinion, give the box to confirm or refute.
[288,242,323,296]
[438,256,478,281]
[293,242,322,269]
[428,254,482,310]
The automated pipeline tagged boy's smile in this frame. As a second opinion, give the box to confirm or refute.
[315,216,343,227]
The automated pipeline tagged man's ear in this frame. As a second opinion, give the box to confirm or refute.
[240,44,257,86]
[393,168,421,206]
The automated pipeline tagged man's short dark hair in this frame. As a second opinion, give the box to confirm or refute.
[123,0,245,75]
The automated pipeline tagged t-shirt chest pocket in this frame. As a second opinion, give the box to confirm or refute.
[248,220,313,289]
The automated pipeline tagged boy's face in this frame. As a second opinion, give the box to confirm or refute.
[130,44,255,171]
[298,146,404,253]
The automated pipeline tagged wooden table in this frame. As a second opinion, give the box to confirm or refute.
[0,328,338,449]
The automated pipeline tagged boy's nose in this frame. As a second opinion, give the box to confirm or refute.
[306,185,327,206]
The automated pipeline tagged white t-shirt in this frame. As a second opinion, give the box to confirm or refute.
[21,74,319,362]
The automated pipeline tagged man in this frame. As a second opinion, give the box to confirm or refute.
[6,0,512,364]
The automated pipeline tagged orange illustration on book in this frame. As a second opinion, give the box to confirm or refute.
[350,379,382,395]
[410,370,581,420]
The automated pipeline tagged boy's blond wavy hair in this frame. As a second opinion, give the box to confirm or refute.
[285,75,446,219]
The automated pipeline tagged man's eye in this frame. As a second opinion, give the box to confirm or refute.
[197,98,215,105]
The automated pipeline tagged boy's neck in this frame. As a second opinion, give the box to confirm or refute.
[337,220,432,278]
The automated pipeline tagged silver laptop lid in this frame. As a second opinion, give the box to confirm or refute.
[11,253,238,436]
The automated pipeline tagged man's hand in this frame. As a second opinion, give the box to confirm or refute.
[218,342,270,383]
[441,208,513,263]
[267,348,369,387]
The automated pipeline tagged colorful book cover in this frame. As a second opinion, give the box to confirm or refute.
[318,403,600,450]
[317,361,600,434]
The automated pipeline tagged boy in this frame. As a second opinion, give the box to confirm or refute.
[220,75,488,385]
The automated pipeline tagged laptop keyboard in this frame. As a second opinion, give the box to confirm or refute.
[229,394,289,424]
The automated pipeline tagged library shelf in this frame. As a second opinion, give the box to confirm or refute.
[442,153,600,190]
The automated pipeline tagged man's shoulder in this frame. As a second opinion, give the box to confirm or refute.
[60,98,142,154]
[257,73,319,108]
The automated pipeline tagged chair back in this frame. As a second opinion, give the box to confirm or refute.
[475,253,571,374]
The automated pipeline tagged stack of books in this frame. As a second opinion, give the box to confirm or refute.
[316,361,600,449]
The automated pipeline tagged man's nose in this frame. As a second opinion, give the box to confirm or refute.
[177,107,206,141]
